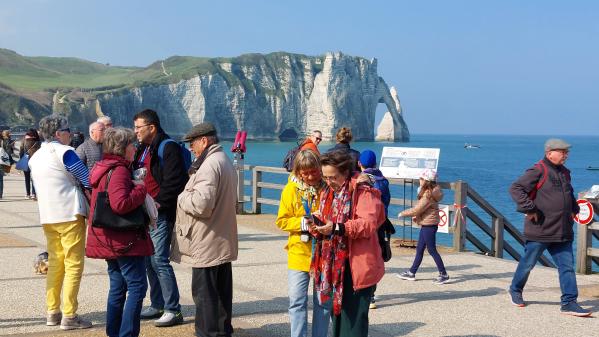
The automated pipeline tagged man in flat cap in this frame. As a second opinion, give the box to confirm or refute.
[171,122,238,336]
[508,138,590,316]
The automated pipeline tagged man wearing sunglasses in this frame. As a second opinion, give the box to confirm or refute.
[299,130,323,155]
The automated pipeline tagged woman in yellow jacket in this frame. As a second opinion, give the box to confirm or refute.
[276,150,330,337]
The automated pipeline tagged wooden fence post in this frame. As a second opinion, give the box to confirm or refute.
[576,223,591,274]
[251,169,262,214]
[493,216,504,258]
[453,181,468,252]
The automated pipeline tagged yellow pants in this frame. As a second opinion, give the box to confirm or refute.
[42,216,86,317]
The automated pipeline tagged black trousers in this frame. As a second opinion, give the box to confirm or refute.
[191,263,233,337]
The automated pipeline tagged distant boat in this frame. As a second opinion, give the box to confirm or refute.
[587,166,599,171]
[464,143,480,149]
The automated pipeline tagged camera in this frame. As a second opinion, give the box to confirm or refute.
[133,167,147,181]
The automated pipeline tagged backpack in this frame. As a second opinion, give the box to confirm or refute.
[157,139,192,172]
[528,160,571,200]
[282,142,303,172]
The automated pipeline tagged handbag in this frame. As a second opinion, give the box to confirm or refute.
[16,154,29,171]
[92,169,149,231]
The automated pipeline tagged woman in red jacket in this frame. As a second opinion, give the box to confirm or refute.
[85,127,153,337]
[310,150,385,337]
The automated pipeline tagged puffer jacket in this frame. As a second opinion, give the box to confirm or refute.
[276,174,323,272]
[401,185,444,226]
[170,144,238,268]
[85,154,154,259]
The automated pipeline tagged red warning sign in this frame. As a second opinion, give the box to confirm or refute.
[574,199,594,225]
[438,205,450,233]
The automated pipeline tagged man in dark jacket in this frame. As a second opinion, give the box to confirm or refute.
[133,109,189,326]
[508,138,590,317]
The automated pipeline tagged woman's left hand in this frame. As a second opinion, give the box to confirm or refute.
[315,220,335,236]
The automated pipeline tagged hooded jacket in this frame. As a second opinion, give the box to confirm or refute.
[276,174,323,272]
[509,157,579,242]
[401,185,444,226]
[85,154,154,259]
[362,167,391,216]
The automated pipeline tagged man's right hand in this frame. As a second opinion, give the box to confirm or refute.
[525,212,539,223]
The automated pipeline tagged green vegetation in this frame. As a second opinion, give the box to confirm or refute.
[0,48,333,94]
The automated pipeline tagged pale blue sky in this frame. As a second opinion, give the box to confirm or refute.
[1,0,597,135]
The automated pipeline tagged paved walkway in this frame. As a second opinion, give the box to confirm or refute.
[1,172,598,337]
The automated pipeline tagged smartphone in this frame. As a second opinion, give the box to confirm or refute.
[312,215,326,227]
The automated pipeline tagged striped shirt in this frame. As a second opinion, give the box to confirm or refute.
[63,148,91,189]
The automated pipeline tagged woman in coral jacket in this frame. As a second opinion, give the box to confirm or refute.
[276,149,331,337]
[310,150,385,337]
[85,127,153,337]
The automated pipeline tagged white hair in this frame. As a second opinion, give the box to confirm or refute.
[97,116,112,126]
[88,122,104,136]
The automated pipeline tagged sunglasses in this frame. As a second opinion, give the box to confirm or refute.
[58,127,70,133]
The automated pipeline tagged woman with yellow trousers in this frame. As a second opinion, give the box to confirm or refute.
[276,150,331,337]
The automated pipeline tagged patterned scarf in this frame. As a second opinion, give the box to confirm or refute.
[310,181,351,315]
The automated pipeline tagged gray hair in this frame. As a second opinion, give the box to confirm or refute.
[97,116,112,126]
[206,135,219,146]
[38,115,68,141]
[103,127,135,157]
[88,122,104,136]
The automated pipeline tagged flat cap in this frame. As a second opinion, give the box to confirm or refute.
[545,138,571,151]
[182,122,217,142]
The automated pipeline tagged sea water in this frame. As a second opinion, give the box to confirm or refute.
[218,134,599,262]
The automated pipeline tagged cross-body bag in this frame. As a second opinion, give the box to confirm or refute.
[92,169,149,231]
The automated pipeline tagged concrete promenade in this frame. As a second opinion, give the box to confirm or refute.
[1,172,599,337]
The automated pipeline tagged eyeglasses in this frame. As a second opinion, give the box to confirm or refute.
[134,124,151,130]
[58,127,70,133]
[322,173,341,181]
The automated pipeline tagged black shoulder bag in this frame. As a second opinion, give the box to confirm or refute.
[92,169,149,231]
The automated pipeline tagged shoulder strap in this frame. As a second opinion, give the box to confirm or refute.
[157,139,176,166]
[103,169,114,191]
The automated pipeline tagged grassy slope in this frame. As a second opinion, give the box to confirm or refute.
[0,49,323,92]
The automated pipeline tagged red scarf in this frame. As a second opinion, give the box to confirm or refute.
[311,181,351,315]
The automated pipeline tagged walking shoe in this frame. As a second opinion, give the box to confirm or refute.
[560,301,591,317]
[369,296,377,309]
[60,315,92,330]
[433,273,450,285]
[140,307,164,319]
[397,270,416,281]
[508,289,525,307]
[154,311,183,327]
[46,312,62,326]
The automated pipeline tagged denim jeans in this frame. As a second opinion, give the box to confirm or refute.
[410,225,446,275]
[510,240,578,305]
[146,212,181,313]
[106,257,148,337]
[288,269,331,337]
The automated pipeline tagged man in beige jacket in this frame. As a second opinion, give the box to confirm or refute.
[170,122,238,336]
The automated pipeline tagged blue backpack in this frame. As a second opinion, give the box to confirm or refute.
[157,139,192,171]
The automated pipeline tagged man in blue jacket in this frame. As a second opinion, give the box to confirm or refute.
[508,138,590,317]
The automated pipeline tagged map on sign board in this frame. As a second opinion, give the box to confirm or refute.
[379,147,440,179]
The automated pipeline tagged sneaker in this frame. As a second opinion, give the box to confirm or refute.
[397,270,416,281]
[154,311,183,327]
[433,273,450,285]
[369,296,377,310]
[508,289,525,307]
[46,312,62,326]
[140,307,164,319]
[60,315,92,330]
[560,301,591,317]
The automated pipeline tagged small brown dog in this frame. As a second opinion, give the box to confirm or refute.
[34,252,49,275]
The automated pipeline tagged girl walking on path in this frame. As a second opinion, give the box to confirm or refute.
[397,169,449,284]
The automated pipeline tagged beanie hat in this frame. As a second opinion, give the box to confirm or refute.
[359,150,377,168]
[420,168,438,182]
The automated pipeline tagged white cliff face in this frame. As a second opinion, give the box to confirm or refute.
[375,86,410,141]
[89,52,409,141]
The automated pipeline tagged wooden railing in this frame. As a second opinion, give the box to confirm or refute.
[238,165,587,270]
[576,197,599,274]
